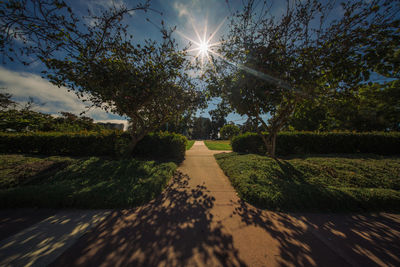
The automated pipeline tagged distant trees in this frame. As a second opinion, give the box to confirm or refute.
[206,0,399,157]
[0,0,204,152]
[209,102,230,139]
[288,80,400,132]
[0,109,105,132]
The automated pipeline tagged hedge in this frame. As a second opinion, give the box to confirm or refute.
[0,131,187,160]
[231,132,400,156]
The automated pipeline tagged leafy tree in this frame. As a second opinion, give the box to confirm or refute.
[0,0,203,152]
[209,101,230,139]
[206,0,399,157]
[288,80,400,132]
[220,124,240,140]
[0,89,16,110]
[240,118,260,133]
[191,117,212,139]
[157,112,195,136]
[0,109,54,131]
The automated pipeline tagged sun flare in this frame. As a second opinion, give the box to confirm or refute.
[199,41,209,55]
[177,17,226,69]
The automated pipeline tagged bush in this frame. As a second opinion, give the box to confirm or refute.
[133,132,187,161]
[232,132,400,156]
[0,131,187,160]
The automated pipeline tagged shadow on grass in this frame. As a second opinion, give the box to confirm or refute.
[51,171,246,266]
[0,157,177,209]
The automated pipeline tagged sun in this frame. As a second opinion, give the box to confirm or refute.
[176,17,226,68]
[199,41,209,55]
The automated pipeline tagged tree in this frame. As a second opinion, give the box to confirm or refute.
[0,89,16,110]
[191,117,212,139]
[287,80,400,132]
[220,124,240,140]
[209,101,230,139]
[240,118,260,133]
[206,0,399,157]
[0,0,203,152]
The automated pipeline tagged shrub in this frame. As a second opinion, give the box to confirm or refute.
[232,132,400,156]
[0,131,187,160]
[133,132,187,161]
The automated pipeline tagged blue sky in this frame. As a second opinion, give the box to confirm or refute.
[0,0,356,127]
[1,0,247,127]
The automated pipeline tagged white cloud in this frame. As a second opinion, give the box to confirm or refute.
[173,2,190,19]
[0,66,117,121]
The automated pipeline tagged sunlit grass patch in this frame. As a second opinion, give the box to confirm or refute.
[204,140,232,150]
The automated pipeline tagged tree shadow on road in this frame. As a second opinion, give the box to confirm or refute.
[52,171,246,266]
[232,199,400,267]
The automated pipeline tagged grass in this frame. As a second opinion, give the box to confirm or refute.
[186,140,195,150]
[215,152,400,212]
[204,140,232,150]
[0,154,177,209]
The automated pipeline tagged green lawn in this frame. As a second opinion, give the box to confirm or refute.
[215,152,400,212]
[204,140,232,150]
[186,140,195,150]
[0,154,177,209]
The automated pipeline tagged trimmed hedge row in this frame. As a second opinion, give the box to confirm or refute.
[232,132,400,155]
[0,131,187,160]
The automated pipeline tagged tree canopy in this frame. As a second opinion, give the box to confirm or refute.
[0,0,204,151]
[205,0,399,157]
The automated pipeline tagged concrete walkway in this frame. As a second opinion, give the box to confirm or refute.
[49,141,400,266]
[0,210,110,267]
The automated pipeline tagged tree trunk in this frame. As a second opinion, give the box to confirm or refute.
[125,132,146,156]
[257,130,276,158]
[266,131,277,158]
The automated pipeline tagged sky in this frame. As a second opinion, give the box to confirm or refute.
[1,0,247,127]
[0,0,355,127]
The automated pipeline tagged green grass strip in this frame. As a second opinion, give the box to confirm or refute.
[186,140,195,150]
[0,154,177,209]
[204,140,232,150]
[215,152,400,212]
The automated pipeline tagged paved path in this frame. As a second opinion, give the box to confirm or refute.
[0,210,110,267]
[50,141,400,266]
[1,141,399,266]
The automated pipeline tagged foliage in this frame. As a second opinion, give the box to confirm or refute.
[0,154,177,208]
[204,140,232,151]
[133,131,188,161]
[0,0,203,151]
[0,89,16,110]
[191,117,212,139]
[0,131,187,160]
[220,124,240,140]
[215,152,400,212]
[0,109,105,132]
[239,118,260,133]
[209,101,230,139]
[206,0,400,157]
[0,109,104,132]
[288,80,400,132]
[232,132,400,156]
[157,112,196,137]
